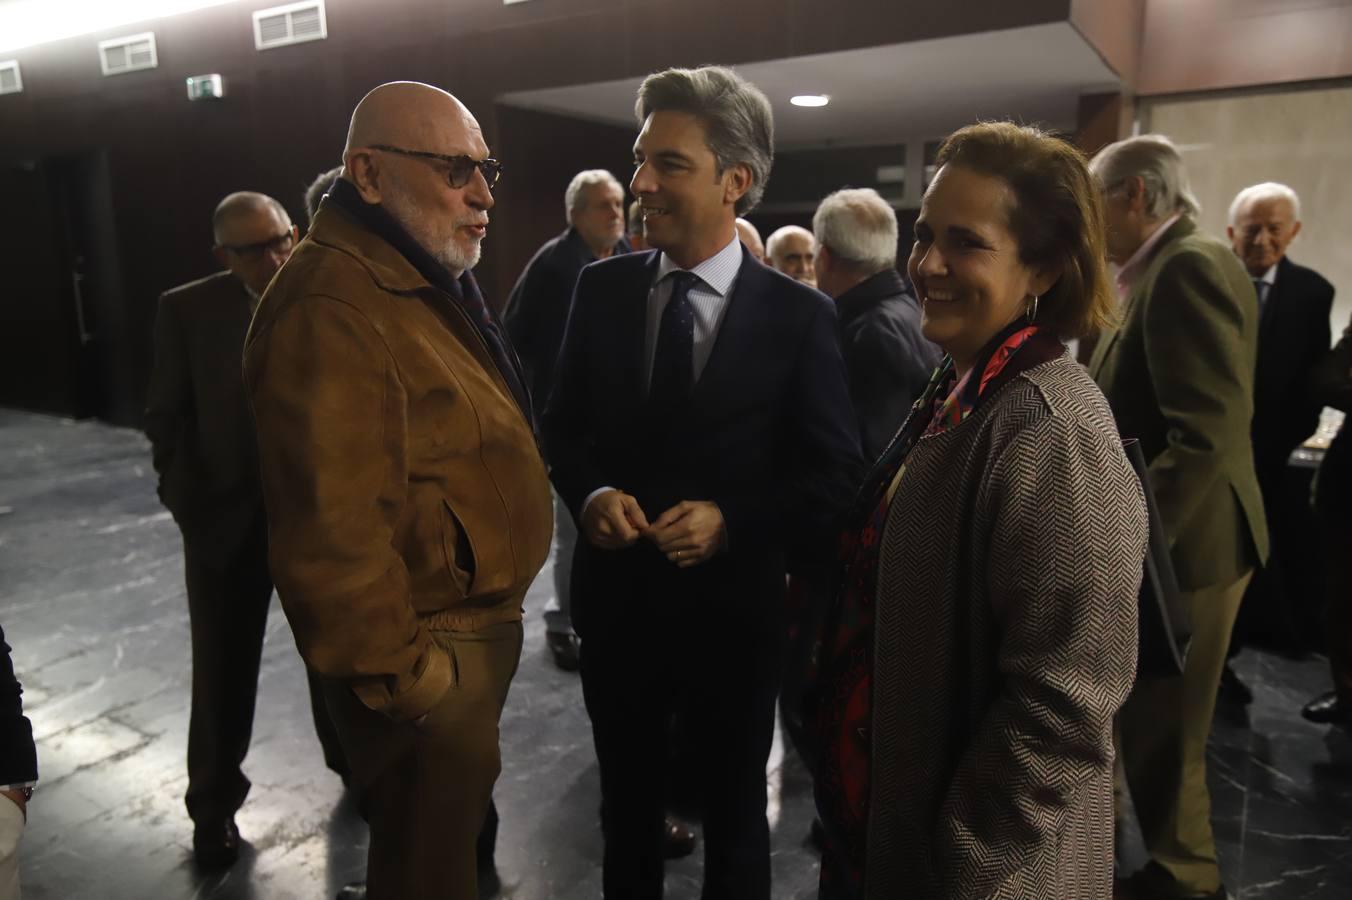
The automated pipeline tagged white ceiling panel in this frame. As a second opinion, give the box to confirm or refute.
[499,23,1122,150]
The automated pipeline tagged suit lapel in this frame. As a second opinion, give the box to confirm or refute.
[1091,220,1193,379]
[1088,289,1134,378]
[218,275,256,354]
[622,252,663,410]
[691,257,763,405]
[1088,323,1115,377]
[1260,258,1288,338]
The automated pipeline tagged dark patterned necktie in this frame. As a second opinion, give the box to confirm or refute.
[1253,279,1270,319]
[649,271,697,409]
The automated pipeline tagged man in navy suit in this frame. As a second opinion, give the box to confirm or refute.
[542,65,863,899]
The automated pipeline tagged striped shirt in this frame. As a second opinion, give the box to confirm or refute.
[581,231,745,517]
[645,233,744,387]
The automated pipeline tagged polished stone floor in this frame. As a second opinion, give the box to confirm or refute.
[1,408,1349,899]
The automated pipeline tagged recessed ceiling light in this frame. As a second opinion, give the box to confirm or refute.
[790,94,830,108]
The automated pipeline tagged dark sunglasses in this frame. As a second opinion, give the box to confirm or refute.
[369,144,503,190]
[220,232,294,259]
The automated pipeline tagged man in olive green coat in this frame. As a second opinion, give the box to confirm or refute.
[1088,135,1268,900]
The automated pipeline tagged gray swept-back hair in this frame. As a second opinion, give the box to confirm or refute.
[564,169,624,222]
[812,187,897,274]
[1089,133,1201,221]
[1228,181,1301,226]
[635,65,774,215]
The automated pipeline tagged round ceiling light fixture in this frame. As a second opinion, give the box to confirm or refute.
[790,94,830,108]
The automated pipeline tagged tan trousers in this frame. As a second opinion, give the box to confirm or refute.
[1117,569,1252,895]
[324,620,523,900]
[0,794,21,900]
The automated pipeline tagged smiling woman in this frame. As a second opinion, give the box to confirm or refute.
[0,0,238,53]
[810,122,1147,900]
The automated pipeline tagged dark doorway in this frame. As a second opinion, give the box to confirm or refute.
[0,152,126,421]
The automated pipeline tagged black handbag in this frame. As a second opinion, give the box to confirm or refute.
[1123,438,1191,679]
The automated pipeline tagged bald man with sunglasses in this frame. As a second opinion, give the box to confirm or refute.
[145,191,358,871]
[245,82,551,900]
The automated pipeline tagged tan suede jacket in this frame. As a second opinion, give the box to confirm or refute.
[244,203,552,722]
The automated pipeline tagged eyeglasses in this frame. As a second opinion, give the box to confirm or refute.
[221,232,294,259]
[369,144,503,190]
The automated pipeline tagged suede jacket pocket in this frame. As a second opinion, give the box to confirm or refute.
[441,499,478,600]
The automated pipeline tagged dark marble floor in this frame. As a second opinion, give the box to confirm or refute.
[1,408,1349,899]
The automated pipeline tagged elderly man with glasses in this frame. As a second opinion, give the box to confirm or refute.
[144,190,350,871]
[245,82,551,900]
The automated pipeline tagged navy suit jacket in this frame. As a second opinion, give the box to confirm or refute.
[504,227,631,408]
[542,246,864,634]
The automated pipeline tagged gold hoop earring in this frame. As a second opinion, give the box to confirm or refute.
[1025,294,1039,323]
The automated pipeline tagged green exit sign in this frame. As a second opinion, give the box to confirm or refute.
[186,74,224,101]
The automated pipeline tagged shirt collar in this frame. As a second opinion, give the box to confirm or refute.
[1115,212,1182,296]
[1256,263,1278,286]
[655,232,743,296]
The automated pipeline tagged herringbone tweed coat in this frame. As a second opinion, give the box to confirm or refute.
[866,352,1147,899]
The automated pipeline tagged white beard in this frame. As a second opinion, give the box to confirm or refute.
[382,182,482,275]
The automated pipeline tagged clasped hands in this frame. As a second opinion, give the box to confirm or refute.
[581,490,725,568]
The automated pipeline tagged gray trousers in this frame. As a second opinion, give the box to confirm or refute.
[544,490,577,636]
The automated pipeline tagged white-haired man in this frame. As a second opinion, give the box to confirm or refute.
[1226,182,1335,663]
[1088,134,1268,900]
[735,217,765,262]
[766,223,817,287]
[812,187,940,460]
[504,169,630,671]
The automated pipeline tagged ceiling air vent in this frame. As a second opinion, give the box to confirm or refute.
[99,32,158,77]
[0,61,21,95]
[254,1,328,51]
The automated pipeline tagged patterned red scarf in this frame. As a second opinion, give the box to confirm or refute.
[808,319,1062,899]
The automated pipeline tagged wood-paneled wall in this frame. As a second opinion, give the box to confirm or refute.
[0,0,1071,423]
[1138,0,1352,95]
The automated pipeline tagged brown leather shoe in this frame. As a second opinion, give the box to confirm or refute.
[192,818,240,870]
[663,814,697,859]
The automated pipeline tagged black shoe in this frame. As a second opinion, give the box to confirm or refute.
[336,884,366,900]
[192,818,240,870]
[663,814,697,859]
[1302,690,1352,725]
[807,816,826,853]
[1218,664,1253,705]
[546,631,581,672]
[1115,863,1231,899]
